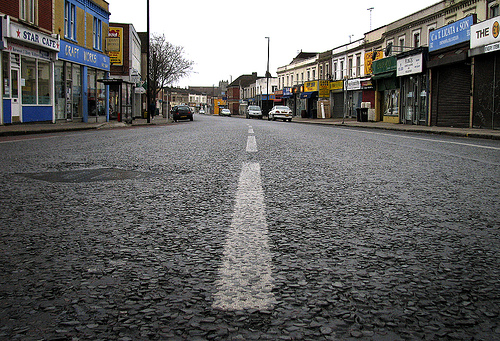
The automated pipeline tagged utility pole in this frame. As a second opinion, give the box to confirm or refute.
[368,7,374,31]
[265,37,270,114]
[146,0,151,123]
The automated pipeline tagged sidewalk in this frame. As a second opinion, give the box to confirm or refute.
[0,116,170,137]
[1,115,499,140]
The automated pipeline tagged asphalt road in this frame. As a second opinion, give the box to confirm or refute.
[0,114,499,340]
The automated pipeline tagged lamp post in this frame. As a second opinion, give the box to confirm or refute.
[265,37,270,114]
[146,0,151,123]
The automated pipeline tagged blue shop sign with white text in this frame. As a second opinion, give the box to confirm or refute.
[429,16,473,52]
[58,40,110,71]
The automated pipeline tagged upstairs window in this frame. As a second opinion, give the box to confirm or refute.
[93,18,102,50]
[490,4,500,18]
[20,0,36,24]
[65,1,76,41]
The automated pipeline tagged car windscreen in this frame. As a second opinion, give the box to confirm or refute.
[249,106,261,111]
[275,106,290,110]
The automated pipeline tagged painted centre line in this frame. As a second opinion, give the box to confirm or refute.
[213,162,276,311]
[246,135,257,152]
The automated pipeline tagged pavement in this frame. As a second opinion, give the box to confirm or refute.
[1,114,499,140]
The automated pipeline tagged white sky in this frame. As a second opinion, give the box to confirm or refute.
[106,0,440,87]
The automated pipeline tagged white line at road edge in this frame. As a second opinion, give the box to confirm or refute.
[246,135,257,152]
[213,162,276,311]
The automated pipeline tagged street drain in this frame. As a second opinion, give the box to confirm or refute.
[21,168,153,183]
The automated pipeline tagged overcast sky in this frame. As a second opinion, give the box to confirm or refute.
[106,0,440,87]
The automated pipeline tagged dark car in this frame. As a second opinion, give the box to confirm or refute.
[171,105,193,122]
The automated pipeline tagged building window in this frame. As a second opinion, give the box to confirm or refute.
[399,36,405,52]
[65,1,76,40]
[333,62,337,80]
[319,65,323,80]
[93,18,102,51]
[490,4,500,18]
[20,0,36,24]
[413,31,421,48]
[348,57,353,78]
[307,70,310,81]
[312,69,316,80]
[291,74,293,86]
[340,60,344,79]
[326,63,329,79]
[356,55,361,77]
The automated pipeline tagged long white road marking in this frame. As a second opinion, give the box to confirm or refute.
[246,136,257,152]
[213,162,276,311]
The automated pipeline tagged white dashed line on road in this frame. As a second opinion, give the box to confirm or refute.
[246,135,257,152]
[213,162,276,311]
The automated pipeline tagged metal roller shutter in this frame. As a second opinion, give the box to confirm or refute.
[431,63,471,128]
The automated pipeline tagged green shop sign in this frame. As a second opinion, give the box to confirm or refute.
[372,56,397,74]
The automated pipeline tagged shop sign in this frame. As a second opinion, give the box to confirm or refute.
[6,42,52,60]
[364,50,384,75]
[319,80,329,97]
[107,27,123,66]
[283,87,293,97]
[304,81,318,92]
[484,42,500,54]
[429,16,473,52]
[9,22,60,52]
[397,53,423,76]
[59,40,110,71]
[329,80,343,91]
[346,79,361,91]
[372,56,397,74]
[471,17,500,49]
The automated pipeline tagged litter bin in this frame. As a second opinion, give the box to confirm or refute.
[356,108,368,122]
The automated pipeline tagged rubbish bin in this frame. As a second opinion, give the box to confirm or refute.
[356,108,368,122]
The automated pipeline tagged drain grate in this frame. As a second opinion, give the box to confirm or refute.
[21,168,153,183]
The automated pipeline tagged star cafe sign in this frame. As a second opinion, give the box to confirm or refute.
[10,22,60,52]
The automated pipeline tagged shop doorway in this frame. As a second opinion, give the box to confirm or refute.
[10,68,21,122]
[401,75,427,125]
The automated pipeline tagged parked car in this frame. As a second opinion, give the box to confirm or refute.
[246,105,263,119]
[171,105,193,122]
[268,105,293,121]
[220,108,231,116]
[199,109,206,115]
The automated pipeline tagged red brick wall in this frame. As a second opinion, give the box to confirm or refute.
[38,0,53,31]
[0,0,52,32]
[1,0,20,17]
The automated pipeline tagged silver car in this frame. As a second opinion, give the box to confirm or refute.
[268,105,293,122]
[246,105,263,119]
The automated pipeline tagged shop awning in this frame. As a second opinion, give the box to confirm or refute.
[371,71,396,80]
[300,91,318,99]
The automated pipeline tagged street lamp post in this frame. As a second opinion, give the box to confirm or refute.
[146,0,151,123]
[265,37,270,115]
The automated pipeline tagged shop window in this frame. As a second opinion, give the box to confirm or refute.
[20,0,36,24]
[2,52,9,98]
[93,18,102,51]
[65,1,76,41]
[21,57,37,104]
[38,61,51,104]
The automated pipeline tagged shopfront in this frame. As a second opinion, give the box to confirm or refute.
[372,56,399,123]
[428,16,474,128]
[1,20,59,124]
[469,16,500,129]
[301,81,319,118]
[330,80,344,118]
[56,40,110,122]
[345,78,373,118]
[282,87,294,113]
[397,48,428,125]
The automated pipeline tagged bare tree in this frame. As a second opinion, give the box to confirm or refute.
[149,34,194,101]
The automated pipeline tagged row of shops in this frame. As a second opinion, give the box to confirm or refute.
[1,16,111,125]
[275,15,500,130]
